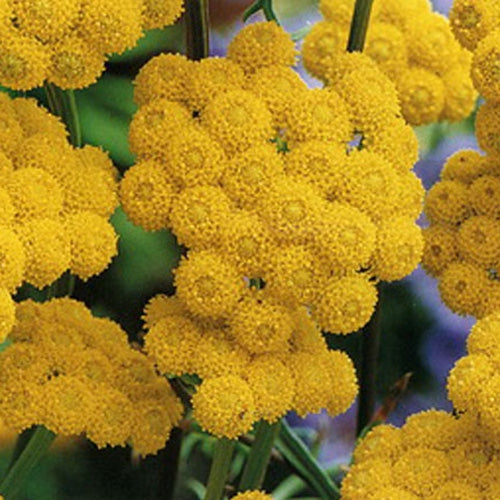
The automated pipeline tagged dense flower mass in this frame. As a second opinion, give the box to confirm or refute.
[0,94,119,340]
[303,0,477,125]
[120,21,425,438]
[0,0,184,90]
[0,298,183,455]
[342,409,500,499]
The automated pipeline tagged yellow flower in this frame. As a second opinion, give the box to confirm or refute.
[476,100,500,156]
[396,68,445,125]
[192,375,256,439]
[227,21,296,73]
[352,424,403,464]
[0,288,15,342]
[424,180,470,225]
[0,226,25,292]
[438,262,490,317]
[16,218,71,289]
[47,35,105,90]
[201,90,273,156]
[372,217,423,282]
[170,186,234,250]
[284,88,351,146]
[120,160,177,232]
[441,150,486,185]
[174,250,244,320]
[341,459,393,500]
[457,215,500,268]
[429,481,482,500]
[142,0,184,31]
[422,224,459,277]
[232,492,273,500]
[133,53,192,107]
[313,274,378,334]
[469,175,500,218]
[0,186,14,227]
[64,211,118,280]
[449,0,500,50]
[228,292,293,354]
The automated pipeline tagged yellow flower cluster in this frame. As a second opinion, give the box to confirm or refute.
[233,492,273,500]
[303,0,477,125]
[143,294,357,439]
[0,0,184,90]
[448,312,500,447]
[120,21,426,439]
[0,94,119,340]
[342,409,500,499]
[422,1,500,318]
[0,298,183,456]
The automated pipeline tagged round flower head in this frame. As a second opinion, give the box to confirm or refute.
[6,168,63,222]
[128,99,192,160]
[441,62,477,122]
[469,176,500,218]
[244,354,295,423]
[302,21,348,82]
[284,88,351,146]
[185,57,244,113]
[392,448,451,496]
[170,185,233,250]
[232,492,273,500]
[78,0,143,55]
[424,180,470,225]
[472,29,500,102]
[174,250,244,320]
[0,31,49,90]
[397,68,445,126]
[284,140,347,198]
[313,274,378,335]
[457,216,500,268]
[365,22,408,79]
[64,212,118,281]
[0,186,14,227]
[476,101,500,156]
[221,144,285,208]
[120,160,177,232]
[0,226,25,292]
[369,487,419,500]
[407,12,460,76]
[422,224,459,277]
[142,0,184,30]
[48,35,105,90]
[13,0,80,42]
[201,90,273,156]
[229,292,294,354]
[192,375,256,439]
[312,202,377,274]
[12,97,68,138]
[429,481,482,500]
[245,66,307,128]
[438,261,490,317]
[227,21,296,73]
[467,312,500,358]
[441,150,486,185]
[352,424,403,464]
[341,458,393,499]
[372,217,423,282]
[133,53,192,107]
[0,96,24,156]
[16,218,71,289]
[161,125,227,188]
[0,288,15,342]
[449,0,500,50]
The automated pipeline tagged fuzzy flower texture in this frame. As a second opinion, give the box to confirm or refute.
[303,0,477,126]
[0,298,183,456]
[0,0,184,90]
[422,0,500,318]
[0,94,119,341]
[120,22,425,439]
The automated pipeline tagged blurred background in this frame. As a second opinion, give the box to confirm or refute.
[4,0,480,498]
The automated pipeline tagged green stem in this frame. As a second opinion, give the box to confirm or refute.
[356,284,383,435]
[0,426,56,499]
[243,0,279,24]
[239,420,280,492]
[347,0,374,52]
[185,0,209,60]
[204,438,236,500]
[43,82,82,147]
[276,421,340,500]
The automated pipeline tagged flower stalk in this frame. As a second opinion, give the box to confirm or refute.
[204,438,236,500]
[185,0,210,60]
[347,0,375,52]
